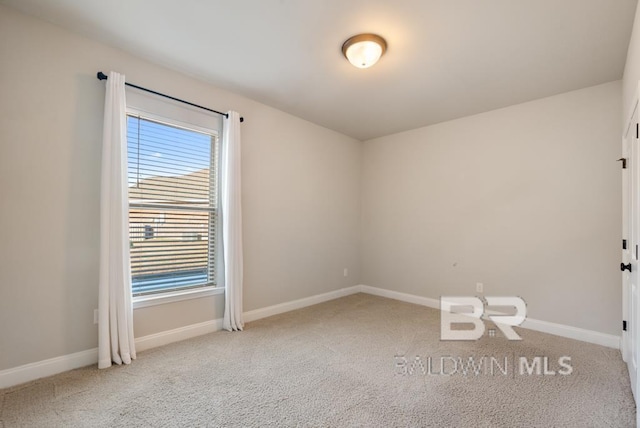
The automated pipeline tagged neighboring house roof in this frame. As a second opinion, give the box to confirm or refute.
[129,168,212,205]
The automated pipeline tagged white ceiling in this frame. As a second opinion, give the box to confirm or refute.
[2,0,637,140]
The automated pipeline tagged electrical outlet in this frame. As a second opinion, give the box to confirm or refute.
[93,309,99,324]
[343,268,348,277]
[476,282,484,293]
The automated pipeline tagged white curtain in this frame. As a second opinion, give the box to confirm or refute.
[98,71,136,369]
[222,111,244,331]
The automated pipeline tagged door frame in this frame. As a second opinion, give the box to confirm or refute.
[622,82,640,410]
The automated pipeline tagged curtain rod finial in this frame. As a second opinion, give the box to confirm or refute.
[240,117,244,123]
[97,71,108,81]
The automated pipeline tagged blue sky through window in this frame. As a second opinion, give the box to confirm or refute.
[127,115,212,187]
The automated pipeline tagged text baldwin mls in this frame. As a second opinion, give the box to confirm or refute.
[394,355,573,376]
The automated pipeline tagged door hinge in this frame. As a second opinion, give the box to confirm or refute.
[623,239,627,250]
[623,320,627,331]
[618,158,627,169]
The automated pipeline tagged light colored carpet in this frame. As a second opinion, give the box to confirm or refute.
[0,293,635,427]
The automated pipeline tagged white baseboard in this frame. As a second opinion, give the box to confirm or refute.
[0,319,226,389]
[134,285,363,353]
[359,285,441,310]
[243,285,361,323]
[1,283,620,389]
[357,284,621,349]
[0,348,98,390]
[522,317,620,349]
[134,318,224,352]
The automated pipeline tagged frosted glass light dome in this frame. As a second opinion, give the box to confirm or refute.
[342,34,387,69]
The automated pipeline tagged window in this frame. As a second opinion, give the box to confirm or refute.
[127,114,219,297]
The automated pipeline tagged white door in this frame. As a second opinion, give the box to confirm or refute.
[623,95,639,403]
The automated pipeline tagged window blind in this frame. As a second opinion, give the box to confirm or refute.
[127,115,218,296]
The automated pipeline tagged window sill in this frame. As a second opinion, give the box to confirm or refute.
[133,286,224,309]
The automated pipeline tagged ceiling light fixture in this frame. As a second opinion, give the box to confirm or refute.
[342,33,387,69]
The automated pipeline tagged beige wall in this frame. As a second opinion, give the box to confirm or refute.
[361,81,622,335]
[0,6,362,371]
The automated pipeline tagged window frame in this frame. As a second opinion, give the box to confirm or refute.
[125,94,224,308]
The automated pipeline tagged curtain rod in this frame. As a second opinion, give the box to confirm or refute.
[96,71,244,123]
